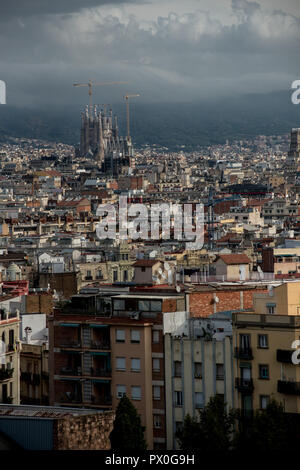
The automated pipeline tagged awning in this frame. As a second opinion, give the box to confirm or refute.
[89,324,109,328]
[92,379,110,384]
[60,323,80,327]
[90,351,110,356]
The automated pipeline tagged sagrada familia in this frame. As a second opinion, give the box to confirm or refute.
[79,105,133,176]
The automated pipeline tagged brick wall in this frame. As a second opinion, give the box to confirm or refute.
[53,411,115,450]
[189,288,268,317]
[26,293,53,314]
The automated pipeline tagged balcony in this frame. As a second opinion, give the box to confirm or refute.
[60,367,82,376]
[0,368,14,381]
[89,368,112,378]
[234,347,253,360]
[85,276,93,281]
[60,341,82,349]
[277,380,300,395]
[277,349,293,364]
[2,396,13,404]
[91,395,112,406]
[90,341,110,350]
[32,374,40,386]
[235,378,254,393]
[21,371,32,382]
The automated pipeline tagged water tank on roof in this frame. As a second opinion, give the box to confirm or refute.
[7,263,21,281]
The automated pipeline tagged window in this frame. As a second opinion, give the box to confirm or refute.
[174,361,182,377]
[116,357,126,371]
[117,385,126,398]
[116,329,125,343]
[153,358,160,372]
[114,299,125,310]
[131,386,141,400]
[131,330,140,343]
[138,300,161,312]
[195,392,204,408]
[240,334,250,349]
[260,395,270,409]
[86,270,91,277]
[194,362,202,378]
[141,267,146,272]
[152,330,159,343]
[123,270,128,282]
[258,334,268,349]
[131,358,141,372]
[175,422,183,434]
[153,386,160,400]
[175,391,183,407]
[113,270,118,282]
[216,364,224,380]
[154,415,162,429]
[267,305,275,315]
[259,364,269,379]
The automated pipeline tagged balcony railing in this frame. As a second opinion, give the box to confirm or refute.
[2,396,13,404]
[235,378,254,393]
[277,380,300,395]
[21,371,32,382]
[59,367,82,376]
[60,342,82,349]
[277,349,293,364]
[90,368,112,378]
[59,394,83,404]
[91,395,112,406]
[0,368,14,381]
[90,341,110,350]
[234,347,253,360]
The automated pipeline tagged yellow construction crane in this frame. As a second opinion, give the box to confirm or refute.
[73,80,128,111]
[124,94,140,140]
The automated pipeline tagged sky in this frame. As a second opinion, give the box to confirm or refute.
[0,0,300,107]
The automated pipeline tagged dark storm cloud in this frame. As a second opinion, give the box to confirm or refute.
[0,0,299,106]
[0,0,138,20]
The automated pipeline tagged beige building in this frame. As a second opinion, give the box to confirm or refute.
[20,342,49,405]
[253,281,300,316]
[214,254,251,281]
[233,312,300,416]
[163,313,234,449]
[0,310,20,404]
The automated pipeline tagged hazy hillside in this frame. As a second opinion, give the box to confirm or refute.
[0,90,299,150]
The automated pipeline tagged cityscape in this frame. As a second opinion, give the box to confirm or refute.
[1,0,300,457]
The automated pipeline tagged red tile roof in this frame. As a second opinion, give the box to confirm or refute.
[217,254,251,265]
[133,260,160,267]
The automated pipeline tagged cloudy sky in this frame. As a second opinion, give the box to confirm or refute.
[1,0,300,107]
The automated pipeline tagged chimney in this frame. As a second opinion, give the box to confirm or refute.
[25,326,32,344]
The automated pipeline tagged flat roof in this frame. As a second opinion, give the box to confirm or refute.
[0,404,109,419]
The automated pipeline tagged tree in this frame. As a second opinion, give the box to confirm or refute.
[176,395,238,451]
[245,398,297,451]
[109,395,147,450]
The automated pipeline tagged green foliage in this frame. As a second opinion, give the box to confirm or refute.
[245,398,297,451]
[176,395,238,451]
[109,395,147,450]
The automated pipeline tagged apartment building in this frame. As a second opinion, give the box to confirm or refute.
[20,313,49,405]
[0,308,20,404]
[253,281,300,316]
[48,289,184,450]
[232,312,300,417]
[163,312,233,449]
